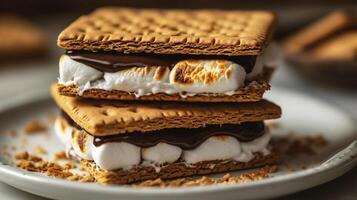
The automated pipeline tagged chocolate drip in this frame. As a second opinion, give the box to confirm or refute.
[60,111,265,150]
[66,50,257,73]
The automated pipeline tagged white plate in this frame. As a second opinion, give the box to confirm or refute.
[0,87,356,200]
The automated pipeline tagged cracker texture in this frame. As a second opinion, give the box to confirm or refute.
[58,7,276,56]
[51,84,281,136]
[81,152,279,184]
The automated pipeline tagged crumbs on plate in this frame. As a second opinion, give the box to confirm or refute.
[15,151,94,182]
[23,119,47,134]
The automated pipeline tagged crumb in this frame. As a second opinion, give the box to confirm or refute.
[15,151,42,162]
[67,174,80,181]
[15,151,29,160]
[14,151,93,182]
[64,162,76,170]
[135,165,278,187]
[286,140,315,155]
[67,174,94,182]
[35,146,47,155]
[28,155,42,162]
[47,167,73,178]
[16,161,40,172]
[79,175,95,182]
[54,151,69,160]
[24,119,47,134]
[273,134,328,156]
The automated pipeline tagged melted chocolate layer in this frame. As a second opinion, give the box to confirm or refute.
[60,111,265,150]
[66,50,257,73]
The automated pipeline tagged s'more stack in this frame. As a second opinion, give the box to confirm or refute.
[52,7,282,184]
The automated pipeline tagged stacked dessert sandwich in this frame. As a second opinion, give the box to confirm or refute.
[52,7,282,184]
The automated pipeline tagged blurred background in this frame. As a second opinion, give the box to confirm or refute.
[0,1,356,199]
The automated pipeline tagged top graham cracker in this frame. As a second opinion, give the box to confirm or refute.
[57,7,276,56]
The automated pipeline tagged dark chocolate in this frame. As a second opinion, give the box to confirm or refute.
[66,50,257,73]
[60,111,265,150]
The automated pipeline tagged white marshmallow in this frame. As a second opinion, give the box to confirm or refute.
[92,142,141,170]
[54,117,73,147]
[234,130,271,162]
[170,60,246,93]
[71,131,94,161]
[182,136,241,164]
[58,55,103,87]
[142,143,182,164]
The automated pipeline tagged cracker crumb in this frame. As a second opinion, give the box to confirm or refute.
[15,151,93,182]
[135,165,278,187]
[16,161,40,172]
[35,146,47,155]
[24,119,47,134]
[15,151,29,160]
[64,162,77,170]
[273,134,328,155]
[79,175,95,182]
[47,167,72,178]
[54,151,69,160]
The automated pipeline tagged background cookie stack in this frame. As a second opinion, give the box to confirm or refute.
[52,7,281,184]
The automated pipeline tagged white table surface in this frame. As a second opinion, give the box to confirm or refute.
[0,50,356,199]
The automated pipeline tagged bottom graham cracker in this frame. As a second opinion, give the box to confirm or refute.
[81,152,279,185]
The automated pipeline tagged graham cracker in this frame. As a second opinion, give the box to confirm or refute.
[58,7,276,56]
[282,11,357,55]
[51,84,281,136]
[81,151,279,184]
[57,67,273,102]
[0,15,46,60]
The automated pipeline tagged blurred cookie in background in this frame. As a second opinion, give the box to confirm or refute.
[282,11,357,87]
[0,15,47,63]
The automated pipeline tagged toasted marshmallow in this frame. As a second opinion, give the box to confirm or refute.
[234,130,271,162]
[98,66,179,96]
[71,130,94,160]
[92,142,141,170]
[142,143,182,164]
[58,56,255,97]
[170,60,246,93]
[54,117,73,147]
[58,55,103,87]
[182,136,241,164]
